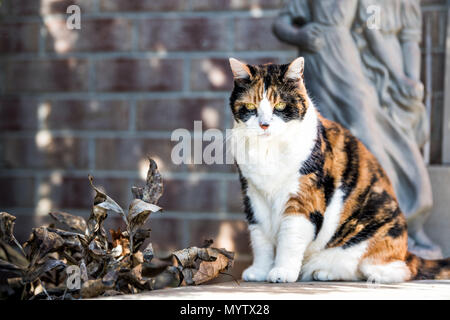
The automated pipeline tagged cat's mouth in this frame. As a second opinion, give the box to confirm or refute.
[258,131,271,137]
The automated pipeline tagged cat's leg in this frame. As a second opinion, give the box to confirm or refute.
[359,233,411,283]
[267,215,315,283]
[242,224,274,281]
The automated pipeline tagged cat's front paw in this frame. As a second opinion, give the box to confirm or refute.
[313,270,336,281]
[242,265,270,282]
[267,267,299,283]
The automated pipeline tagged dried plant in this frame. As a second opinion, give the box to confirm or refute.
[0,158,234,300]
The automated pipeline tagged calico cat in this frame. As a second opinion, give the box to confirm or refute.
[228,57,450,283]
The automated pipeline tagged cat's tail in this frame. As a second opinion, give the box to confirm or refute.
[405,252,450,280]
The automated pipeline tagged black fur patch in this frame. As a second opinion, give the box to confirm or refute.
[387,221,405,238]
[299,128,324,179]
[320,122,332,153]
[341,133,359,199]
[327,187,394,248]
[341,191,394,248]
[236,106,257,123]
[273,104,300,122]
[237,166,256,224]
[322,174,335,207]
[309,211,323,239]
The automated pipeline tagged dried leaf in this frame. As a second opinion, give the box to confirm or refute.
[0,259,24,278]
[143,158,164,205]
[119,264,151,290]
[127,199,161,232]
[181,268,195,286]
[0,240,28,268]
[23,259,66,283]
[142,242,154,263]
[142,257,173,278]
[131,252,143,266]
[109,228,130,258]
[88,175,126,239]
[131,228,151,251]
[102,269,119,287]
[0,212,25,256]
[88,239,108,260]
[132,158,164,206]
[49,211,87,234]
[87,261,102,278]
[24,227,65,266]
[89,175,124,216]
[173,247,199,268]
[0,212,16,243]
[81,278,113,298]
[127,199,161,253]
[172,245,235,286]
[201,239,214,248]
[111,244,123,258]
[192,253,229,285]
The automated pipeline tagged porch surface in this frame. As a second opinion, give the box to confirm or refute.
[98,280,450,300]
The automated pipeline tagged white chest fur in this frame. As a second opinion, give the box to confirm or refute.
[231,105,319,242]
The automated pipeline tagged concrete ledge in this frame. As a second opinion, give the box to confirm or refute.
[98,280,450,300]
[425,166,450,256]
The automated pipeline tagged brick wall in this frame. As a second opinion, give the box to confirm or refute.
[0,0,448,280]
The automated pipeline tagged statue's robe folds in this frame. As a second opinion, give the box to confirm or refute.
[281,0,438,257]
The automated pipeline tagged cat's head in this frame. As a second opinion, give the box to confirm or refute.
[228,57,309,137]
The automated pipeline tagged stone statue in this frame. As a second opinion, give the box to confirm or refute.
[273,0,442,258]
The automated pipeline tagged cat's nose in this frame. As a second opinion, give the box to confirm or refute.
[259,123,270,130]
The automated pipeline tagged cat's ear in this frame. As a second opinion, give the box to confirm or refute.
[229,58,252,80]
[285,57,304,82]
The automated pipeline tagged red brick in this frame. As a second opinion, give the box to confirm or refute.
[226,179,245,214]
[95,58,183,92]
[190,57,283,91]
[42,176,131,210]
[188,219,250,255]
[100,0,187,12]
[0,137,89,169]
[145,218,184,253]
[139,18,228,52]
[45,18,133,52]
[0,97,38,131]
[190,58,234,92]
[234,17,292,51]
[95,138,232,173]
[6,59,89,93]
[41,0,94,14]
[43,99,130,130]
[95,138,177,171]
[157,179,222,212]
[13,215,51,244]
[0,22,40,53]
[6,0,41,16]
[0,177,35,208]
[191,0,284,11]
[8,0,94,16]
[137,98,225,131]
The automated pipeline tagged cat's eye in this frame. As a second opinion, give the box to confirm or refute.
[274,102,286,111]
[244,103,256,110]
